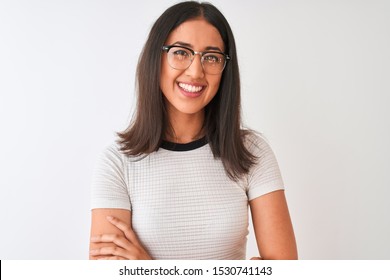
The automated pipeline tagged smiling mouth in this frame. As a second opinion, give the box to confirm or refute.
[178,82,205,93]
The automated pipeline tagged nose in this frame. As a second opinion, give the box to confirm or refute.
[185,54,205,79]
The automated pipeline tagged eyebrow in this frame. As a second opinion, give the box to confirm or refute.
[171,41,223,52]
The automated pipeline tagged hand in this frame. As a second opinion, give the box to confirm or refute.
[250,256,263,260]
[90,216,152,260]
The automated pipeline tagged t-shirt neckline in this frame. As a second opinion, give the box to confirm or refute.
[160,136,208,152]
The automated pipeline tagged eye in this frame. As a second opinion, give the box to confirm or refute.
[203,54,223,64]
[171,48,191,59]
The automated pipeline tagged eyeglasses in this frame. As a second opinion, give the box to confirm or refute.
[162,45,230,75]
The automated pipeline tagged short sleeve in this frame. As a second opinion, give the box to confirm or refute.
[245,133,285,201]
[90,143,131,210]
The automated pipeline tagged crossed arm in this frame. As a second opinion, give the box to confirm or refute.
[89,208,151,260]
[89,190,297,260]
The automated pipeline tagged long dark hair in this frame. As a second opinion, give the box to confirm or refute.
[117,1,256,180]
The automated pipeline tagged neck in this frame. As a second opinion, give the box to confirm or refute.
[165,110,205,144]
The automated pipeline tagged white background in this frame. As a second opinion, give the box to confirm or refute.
[0,0,389,259]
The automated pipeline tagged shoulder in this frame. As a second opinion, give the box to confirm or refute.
[98,142,147,164]
[92,143,127,181]
[241,129,283,179]
[242,130,274,157]
[98,142,125,164]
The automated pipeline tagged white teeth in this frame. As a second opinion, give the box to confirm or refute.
[178,82,204,93]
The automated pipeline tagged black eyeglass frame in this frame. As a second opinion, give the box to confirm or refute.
[161,45,231,74]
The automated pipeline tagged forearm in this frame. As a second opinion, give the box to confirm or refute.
[89,209,131,259]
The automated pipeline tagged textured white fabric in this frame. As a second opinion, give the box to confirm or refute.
[91,132,284,259]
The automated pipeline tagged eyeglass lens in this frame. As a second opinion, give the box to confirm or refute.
[167,46,226,74]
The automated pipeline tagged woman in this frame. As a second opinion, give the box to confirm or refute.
[89,1,297,260]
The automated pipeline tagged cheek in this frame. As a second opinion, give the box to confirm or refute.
[208,76,222,94]
[160,59,181,92]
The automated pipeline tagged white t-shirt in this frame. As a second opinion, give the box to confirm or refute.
[91,132,284,259]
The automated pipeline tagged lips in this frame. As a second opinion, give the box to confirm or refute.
[178,82,205,93]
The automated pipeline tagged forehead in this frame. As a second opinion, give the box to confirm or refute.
[165,19,224,51]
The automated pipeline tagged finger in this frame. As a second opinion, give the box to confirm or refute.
[96,256,127,260]
[250,256,263,260]
[106,216,141,245]
[90,234,136,251]
[91,246,144,260]
[90,246,132,259]
[90,233,119,243]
